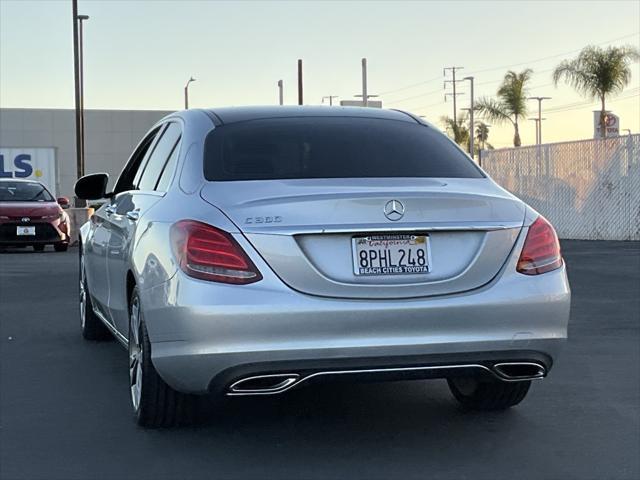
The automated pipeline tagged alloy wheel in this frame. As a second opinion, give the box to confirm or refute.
[129,298,143,411]
[79,256,86,329]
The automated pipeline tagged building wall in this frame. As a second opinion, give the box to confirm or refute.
[0,108,173,197]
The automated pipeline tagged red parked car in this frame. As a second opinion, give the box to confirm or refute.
[0,179,71,252]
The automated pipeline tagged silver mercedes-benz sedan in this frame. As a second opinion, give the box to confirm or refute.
[75,106,570,427]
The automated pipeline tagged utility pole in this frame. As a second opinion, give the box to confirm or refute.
[184,77,196,109]
[322,95,338,106]
[528,96,551,144]
[277,80,284,105]
[361,58,367,107]
[529,118,540,145]
[355,58,378,106]
[297,59,303,105]
[72,0,82,195]
[444,66,464,124]
[463,76,475,159]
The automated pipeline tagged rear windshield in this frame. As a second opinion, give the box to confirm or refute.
[204,117,484,181]
[0,181,54,202]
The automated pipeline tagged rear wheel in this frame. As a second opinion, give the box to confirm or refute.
[80,252,112,340]
[33,244,45,252]
[129,287,197,427]
[447,377,531,410]
[54,242,68,252]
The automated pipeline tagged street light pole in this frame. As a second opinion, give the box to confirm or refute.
[297,59,303,105]
[277,80,283,105]
[362,58,368,107]
[355,59,378,107]
[529,118,540,145]
[71,0,82,197]
[528,96,551,144]
[184,77,195,109]
[463,76,474,159]
[77,14,89,178]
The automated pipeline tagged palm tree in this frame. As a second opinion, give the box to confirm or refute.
[440,112,469,148]
[475,122,490,150]
[476,69,533,147]
[553,45,639,138]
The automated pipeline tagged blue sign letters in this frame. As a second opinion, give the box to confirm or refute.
[0,153,33,178]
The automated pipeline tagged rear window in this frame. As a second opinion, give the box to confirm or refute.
[0,181,54,202]
[204,117,484,181]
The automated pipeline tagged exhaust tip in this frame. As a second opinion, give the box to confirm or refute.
[493,362,546,380]
[228,373,300,395]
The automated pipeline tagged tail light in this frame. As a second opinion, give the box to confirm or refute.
[517,216,563,275]
[170,220,262,284]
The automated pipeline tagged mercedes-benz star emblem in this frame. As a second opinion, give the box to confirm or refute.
[21,217,30,223]
[383,200,405,221]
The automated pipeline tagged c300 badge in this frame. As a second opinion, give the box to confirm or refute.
[245,216,283,225]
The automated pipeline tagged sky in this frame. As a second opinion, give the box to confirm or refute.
[1,0,639,148]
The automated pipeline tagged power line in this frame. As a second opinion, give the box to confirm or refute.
[378,75,442,97]
[545,90,640,115]
[475,68,555,87]
[544,87,640,112]
[410,99,446,112]
[464,32,640,76]
[407,88,639,125]
[376,32,639,99]
[385,86,444,105]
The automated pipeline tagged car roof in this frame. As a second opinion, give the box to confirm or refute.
[204,106,419,125]
[0,178,43,184]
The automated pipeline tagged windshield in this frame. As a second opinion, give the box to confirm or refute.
[0,181,55,202]
[204,117,484,181]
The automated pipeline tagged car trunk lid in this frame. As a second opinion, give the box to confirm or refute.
[200,178,525,299]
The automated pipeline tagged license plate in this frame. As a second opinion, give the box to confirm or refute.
[352,234,430,276]
[16,226,36,236]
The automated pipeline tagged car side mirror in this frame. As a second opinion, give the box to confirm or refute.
[75,173,110,200]
[57,196,70,209]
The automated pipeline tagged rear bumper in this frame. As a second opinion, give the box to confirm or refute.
[143,257,570,394]
[214,350,554,396]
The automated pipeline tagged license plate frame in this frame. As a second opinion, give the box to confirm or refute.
[351,233,431,276]
[16,226,36,236]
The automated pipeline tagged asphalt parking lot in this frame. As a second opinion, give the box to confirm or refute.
[1,240,639,480]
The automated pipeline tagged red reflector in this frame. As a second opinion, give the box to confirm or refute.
[170,220,262,284]
[517,216,563,275]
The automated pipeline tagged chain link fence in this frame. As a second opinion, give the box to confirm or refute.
[481,135,640,240]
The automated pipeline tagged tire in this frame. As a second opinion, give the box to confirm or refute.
[80,251,112,341]
[54,242,69,252]
[129,287,197,427]
[33,244,45,252]
[447,377,531,411]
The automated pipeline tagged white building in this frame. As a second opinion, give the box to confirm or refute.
[0,108,172,197]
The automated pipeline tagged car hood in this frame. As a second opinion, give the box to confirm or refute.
[0,202,61,217]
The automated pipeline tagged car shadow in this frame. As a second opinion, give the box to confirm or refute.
[192,378,528,433]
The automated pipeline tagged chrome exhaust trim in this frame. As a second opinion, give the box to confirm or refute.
[228,374,300,395]
[492,362,546,381]
[227,364,492,396]
[226,362,548,396]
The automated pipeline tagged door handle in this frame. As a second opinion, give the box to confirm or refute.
[126,210,140,221]
[105,205,117,216]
